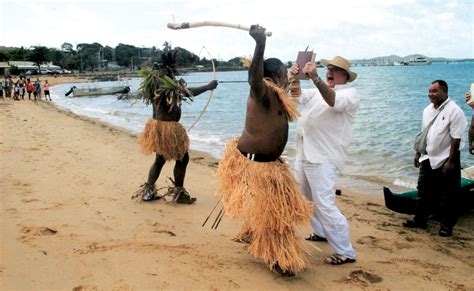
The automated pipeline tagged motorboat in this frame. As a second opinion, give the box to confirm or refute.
[408,57,431,65]
[65,86,130,97]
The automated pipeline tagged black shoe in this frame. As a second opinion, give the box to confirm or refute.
[305,233,327,242]
[141,183,158,201]
[403,220,427,229]
[173,187,196,204]
[439,226,453,237]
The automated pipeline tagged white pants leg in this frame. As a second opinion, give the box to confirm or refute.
[295,160,356,259]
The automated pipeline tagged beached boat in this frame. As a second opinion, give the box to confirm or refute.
[66,86,130,97]
[383,177,474,215]
[408,57,431,66]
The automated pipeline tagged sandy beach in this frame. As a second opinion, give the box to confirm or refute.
[1,76,473,290]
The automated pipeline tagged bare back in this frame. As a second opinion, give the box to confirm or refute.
[237,25,290,160]
[238,89,289,159]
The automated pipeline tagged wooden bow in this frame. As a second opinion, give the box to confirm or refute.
[167,21,272,37]
[187,46,216,131]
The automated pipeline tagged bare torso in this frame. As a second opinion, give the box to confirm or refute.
[153,100,182,122]
[237,89,289,159]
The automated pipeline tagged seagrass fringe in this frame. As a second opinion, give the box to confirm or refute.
[263,78,299,122]
[216,139,313,273]
[139,118,189,160]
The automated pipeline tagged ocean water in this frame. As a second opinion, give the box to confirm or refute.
[50,63,474,194]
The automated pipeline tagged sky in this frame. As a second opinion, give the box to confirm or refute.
[1,0,473,62]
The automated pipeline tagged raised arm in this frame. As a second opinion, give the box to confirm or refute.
[248,25,267,99]
[303,62,336,107]
[289,63,301,98]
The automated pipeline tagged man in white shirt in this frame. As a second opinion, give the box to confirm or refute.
[465,90,474,154]
[404,80,467,237]
[290,56,359,265]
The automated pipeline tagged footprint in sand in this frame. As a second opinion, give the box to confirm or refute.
[344,269,383,286]
[357,235,415,252]
[18,226,58,243]
[72,284,98,291]
[156,230,176,236]
[21,198,40,203]
[357,235,393,252]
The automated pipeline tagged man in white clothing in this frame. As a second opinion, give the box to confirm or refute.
[404,80,467,237]
[290,56,359,265]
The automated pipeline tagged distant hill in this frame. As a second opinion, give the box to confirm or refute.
[351,54,474,65]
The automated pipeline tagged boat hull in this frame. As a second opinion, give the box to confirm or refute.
[72,86,130,97]
[384,178,474,215]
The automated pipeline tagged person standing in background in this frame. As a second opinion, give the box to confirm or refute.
[4,76,11,98]
[33,78,41,100]
[404,80,467,237]
[465,90,474,155]
[26,78,35,100]
[43,80,51,101]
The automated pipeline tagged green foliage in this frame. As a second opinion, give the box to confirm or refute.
[61,42,74,52]
[174,47,199,67]
[0,51,9,62]
[138,68,157,106]
[49,48,67,68]
[77,43,103,72]
[162,41,172,54]
[103,46,114,61]
[0,42,246,73]
[115,43,137,68]
[28,46,50,72]
[6,46,30,61]
[138,66,193,111]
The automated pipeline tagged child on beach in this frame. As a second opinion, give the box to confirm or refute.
[26,78,34,100]
[33,78,41,100]
[43,80,51,101]
[13,83,19,100]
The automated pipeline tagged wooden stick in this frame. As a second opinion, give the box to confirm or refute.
[167,21,272,37]
[202,198,222,227]
[213,209,225,230]
[211,208,223,229]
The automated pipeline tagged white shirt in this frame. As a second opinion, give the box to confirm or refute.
[295,83,360,172]
[419,97,467,169]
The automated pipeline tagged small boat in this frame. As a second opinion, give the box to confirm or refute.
[383,178,474,215]
[65,86,130,97]
[407,56,431,66]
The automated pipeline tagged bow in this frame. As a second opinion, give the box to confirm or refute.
[187,46,216,131]
[167,21,272,37]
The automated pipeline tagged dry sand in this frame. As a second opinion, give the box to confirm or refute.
[1,76,473,290]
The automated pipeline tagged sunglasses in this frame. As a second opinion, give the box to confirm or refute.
[326,66,345,73]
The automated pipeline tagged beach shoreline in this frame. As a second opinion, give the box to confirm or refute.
[1,76,473,290]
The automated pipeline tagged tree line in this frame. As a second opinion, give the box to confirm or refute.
[0,42,244,73]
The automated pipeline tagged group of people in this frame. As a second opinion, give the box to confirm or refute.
[0,76,51,101]
[134,25,472,276]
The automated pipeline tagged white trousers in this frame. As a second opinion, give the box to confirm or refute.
[295,160,356,259]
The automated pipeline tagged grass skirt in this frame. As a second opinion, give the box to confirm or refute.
[217,139,312,273]
[139,118,189,161]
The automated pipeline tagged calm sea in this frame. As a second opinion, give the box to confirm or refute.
[50,63,474,195]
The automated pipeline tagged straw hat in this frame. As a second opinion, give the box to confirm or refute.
[321,56,357,82]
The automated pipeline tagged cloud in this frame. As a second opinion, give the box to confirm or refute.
[1,0,472,61]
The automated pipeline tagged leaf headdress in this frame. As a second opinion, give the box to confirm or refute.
[139,50,193,111]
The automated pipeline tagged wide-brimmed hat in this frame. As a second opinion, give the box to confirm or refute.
[321,56,357,82]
